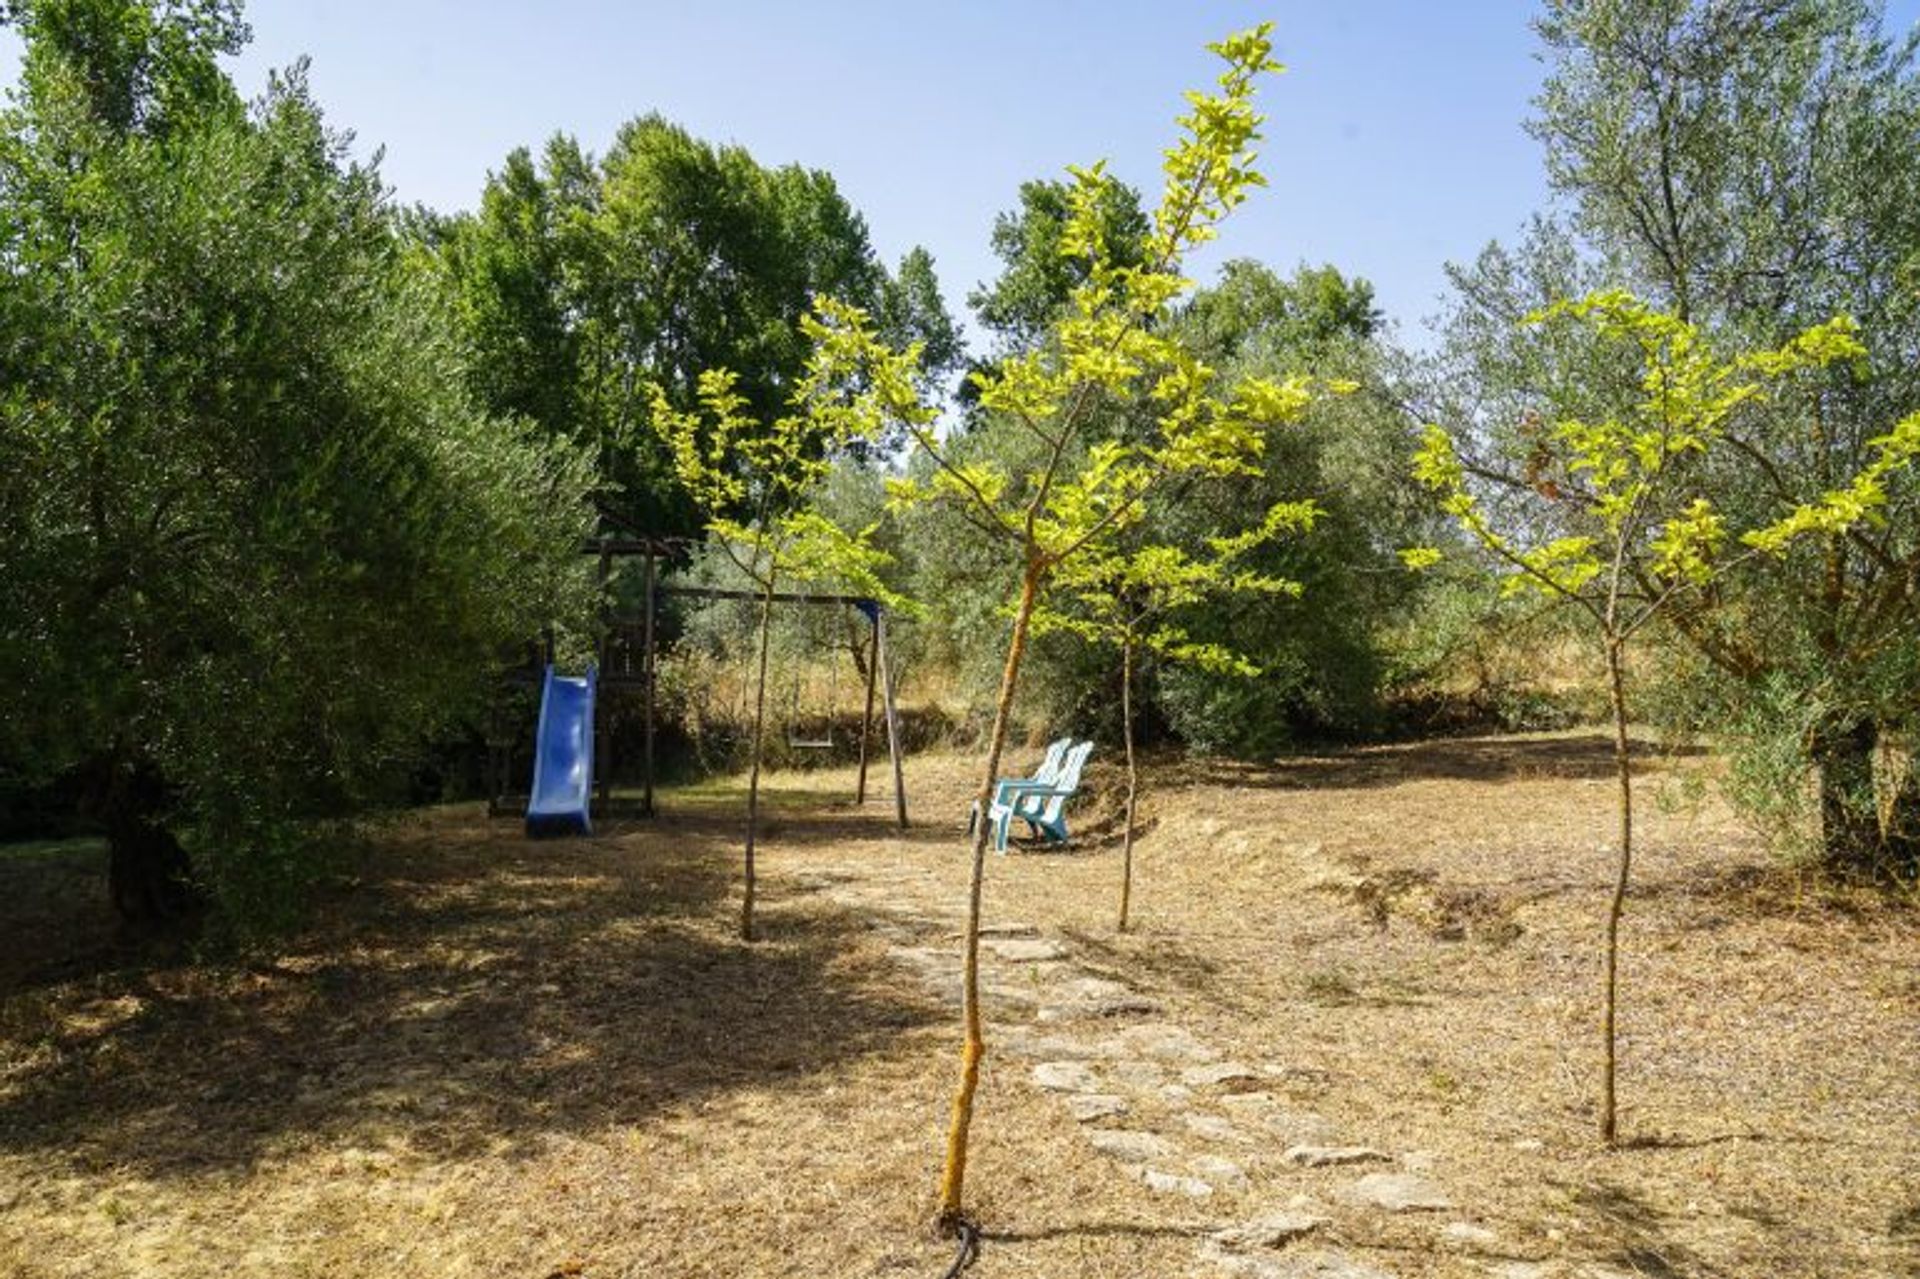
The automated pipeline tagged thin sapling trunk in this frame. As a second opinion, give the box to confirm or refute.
[938,563,1041,1230]
[1601,633,1633,1146]
[741,572,776,942]
[1118,635,1138,932]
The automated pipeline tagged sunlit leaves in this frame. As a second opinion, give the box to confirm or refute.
[650,296,912,600]
[1417,293,1901,612]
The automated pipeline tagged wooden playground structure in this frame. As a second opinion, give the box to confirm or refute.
[488,537,909,826]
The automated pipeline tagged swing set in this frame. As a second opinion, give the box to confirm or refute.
[487,537,909,827]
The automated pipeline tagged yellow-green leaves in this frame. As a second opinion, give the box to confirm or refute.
[1398,546,1444,572]
[650,297,914,597]
[1416,293,1895,615]
[1742,409,1920,556]
[1650,499,1725,583]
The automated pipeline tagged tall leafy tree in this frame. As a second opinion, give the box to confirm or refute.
[647,309,902,943]
[1033,497,1318,931]
[841,25,1330,1233]
[0,0,596,929]
[1413,292,1920,1143]
[430,121,960,532]
[1441,0,1920,876]
[1150,261,1423,751]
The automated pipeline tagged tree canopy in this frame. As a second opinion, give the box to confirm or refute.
[427,118,963,534]
[0,0,596,928]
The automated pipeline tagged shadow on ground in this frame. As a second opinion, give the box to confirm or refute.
[0,805,941,1179]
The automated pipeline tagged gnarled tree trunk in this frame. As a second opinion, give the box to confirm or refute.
[103,757,194,925]
[1812,718,1894,882]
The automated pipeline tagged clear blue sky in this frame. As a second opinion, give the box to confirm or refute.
[6,2,1920,347]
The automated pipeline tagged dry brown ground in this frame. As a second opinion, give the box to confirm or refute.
[1,732,1915,1278]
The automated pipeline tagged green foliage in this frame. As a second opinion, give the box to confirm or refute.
[0,2,596,930]
[427,118,961,532]
[1509,0,1920,873]
[1411,292,1904,616]
[966,175,1151,355]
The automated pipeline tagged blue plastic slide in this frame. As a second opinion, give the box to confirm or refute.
[526,665,596,837]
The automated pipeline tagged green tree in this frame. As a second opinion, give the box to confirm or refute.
[1412,292,1920,1143]
[1471,0,1920,877]
[850,25,1327,1230]
[0,0,596,929]
[966,175,1151,355]
[1151,260,1422,751]
[648,309,904,942]
[430,121,960,532]
[1033,498,1317,931]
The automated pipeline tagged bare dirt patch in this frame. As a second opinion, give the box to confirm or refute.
[1,732,1915,1278]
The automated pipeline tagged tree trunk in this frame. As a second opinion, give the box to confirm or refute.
[1118,636,1138,933]
[1879,737,1920,879]
[1601,637,1633,1147]
[103,758,194,925]
[741,578,776,943]
[938,562,1042,1233]
[1812,717,1888,882]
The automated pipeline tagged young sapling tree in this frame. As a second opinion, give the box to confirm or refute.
[1033,496,1320,930]
[1411,291,1920,1145]
[649,312,904,941]
[817,24,1343,1230]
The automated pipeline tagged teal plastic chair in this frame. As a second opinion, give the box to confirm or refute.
[988,739,1093,853]
[968,737,1071,836]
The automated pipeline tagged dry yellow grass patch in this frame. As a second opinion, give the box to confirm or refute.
[1,732,1914,1278]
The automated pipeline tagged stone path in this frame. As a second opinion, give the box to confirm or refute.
[790,864,1637,1279]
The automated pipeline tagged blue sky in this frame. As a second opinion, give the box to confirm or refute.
[7,3,1920,347]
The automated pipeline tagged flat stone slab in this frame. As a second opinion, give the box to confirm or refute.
[999,1029,1107,1060]
[1258,1110,1338,1144]
[1116,1023,1220,1064]
[1087,1129,1175,1163]
[1343,1172,1452,1212]
[986,938,1067,962]
[1441,1221,1497,1249]
[1106,1058,1166,1090]
[1038,976,1164,1020]
[1032,1061,1101,1093]
[1211,1210,1329,1250]
[1141,1167,1214,1198]
[892,946,956,972]
[1183,1113,1248,1144]
[1218,1091,1279,1111]
[1283,1145,1390,1168]
[1182,1061,1261,1088]
[1198,1243,1395,1278]
[1065,1093,1130,1123]
[1038,995,1163,1021]
[1190,1154,1249,1188]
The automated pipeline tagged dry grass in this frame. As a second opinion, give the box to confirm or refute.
[2,732,1915,1277]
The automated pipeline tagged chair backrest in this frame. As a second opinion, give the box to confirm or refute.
[1032,736,1072,784]
[1033,741,1093,823]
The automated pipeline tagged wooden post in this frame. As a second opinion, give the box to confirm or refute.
[642,550,657,818]
[596,549,613,811]
[876,608,908,828]
[855,609,881,805]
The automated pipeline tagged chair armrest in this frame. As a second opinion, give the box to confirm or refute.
[993,777,1056,800]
